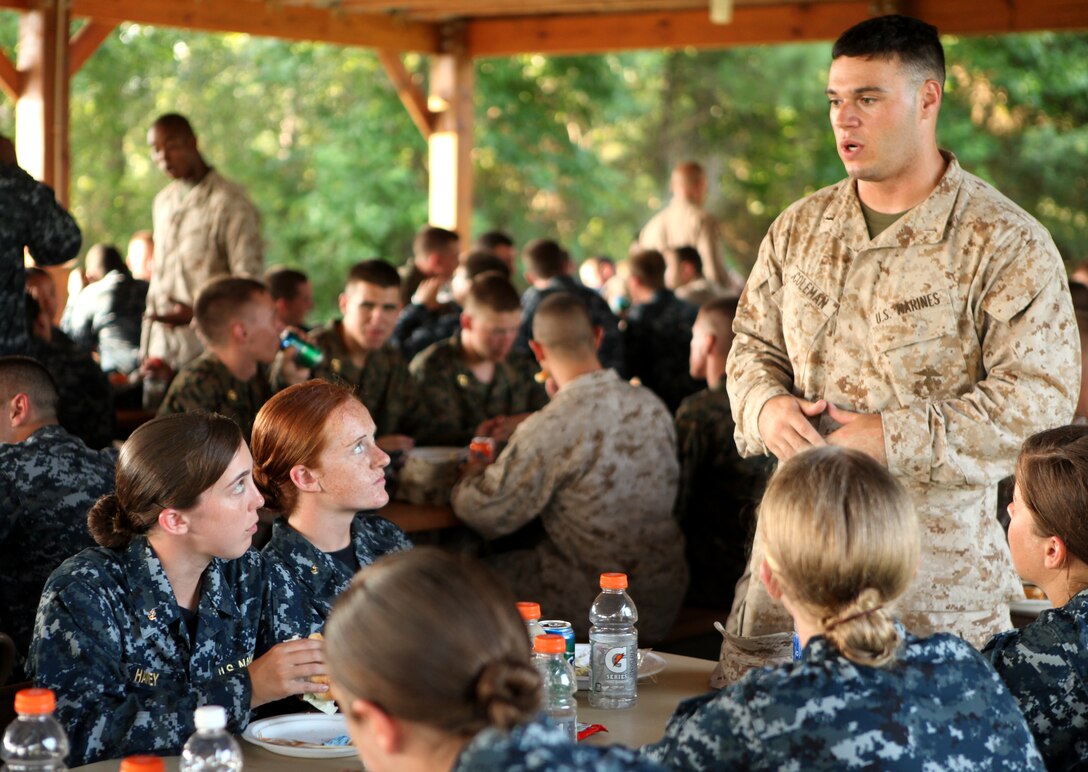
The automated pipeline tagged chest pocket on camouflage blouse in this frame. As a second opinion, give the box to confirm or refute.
[870,285,959,402]
[778,266,840,384]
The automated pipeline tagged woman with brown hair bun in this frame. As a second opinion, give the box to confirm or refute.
[325,547,663,771]
[252,379,411,640]
[983,425,1088,769]
[643,446,1044,770]
[27,413,326,767]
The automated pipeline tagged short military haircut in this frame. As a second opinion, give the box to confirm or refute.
[152,112,196,138]
[463,250,511,281]
[194,276,268,344]
[0,355,59,419]
[832,14,945,86]
[85,243,129,280]
[698,296,739,355]
[532,293,595,355]
[264,267,309,301]
[346,259,401,290]
[413,225,459,259]
[464,273,521,316]
[523,238,569,280]
[629,249,667,291]
[673,246,703,275]
[674,161,705,186]
[476,230,514,251]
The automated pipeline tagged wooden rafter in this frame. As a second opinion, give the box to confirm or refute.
[69,20,117,75]
[0,47,20,100]
[67,0,440,52]
[376,50,435,140]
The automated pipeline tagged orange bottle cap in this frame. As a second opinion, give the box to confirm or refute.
[516,602,541,620]
[533,634,567,654]
[14,688,55,715]
[600,572,628,590]
[120,757,166,772]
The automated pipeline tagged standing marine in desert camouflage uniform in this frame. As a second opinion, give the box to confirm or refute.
[725,15,1079,654]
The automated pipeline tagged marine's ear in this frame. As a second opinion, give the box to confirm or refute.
[157,507,189,536]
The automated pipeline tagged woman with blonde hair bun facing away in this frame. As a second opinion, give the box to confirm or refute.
[984,425,1088,769]
[28,413,326,766]
[252,379,411,640]
[325,547,665,772]
[643,446,1043,770]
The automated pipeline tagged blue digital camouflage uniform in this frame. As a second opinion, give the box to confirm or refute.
[0,425,117,674]
[60,270,148,375]
[643,625,1045,770]
[622,289,700,414]
[410,332,549,447]
[157,351,273,442]
[0,163,82,356]
[28,539,293,765]
[983,589,1088,770]
[26,332,115,450]
[674,385,771,609]
[515,275,624,373]
[309,322,428,439]
[456,718,667,772]
[263,512,411,639]
[392,301,462,361]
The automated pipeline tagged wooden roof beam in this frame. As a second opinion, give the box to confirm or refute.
[0,46,20,100]
[465,0,1088,57]
[69,20,116,76]
[68,0,442,53]
[377,50,435,140]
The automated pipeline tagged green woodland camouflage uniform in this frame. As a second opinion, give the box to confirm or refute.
[310,322,428,438]
[623,289,701,414]
[0,164,81,356]
[451,369,687,643]
[726,154,1080,649]
[410,332,548,447]
[456,720,666,772]
[0,425,117,674]
[28,540,299,765]
[27,332,115,449]
[143,170,264,370]
[263,513,412,639]
[157,351,272,441]
[673,385,771,609]
[983,588,1088,769]
[643,626,1045,770]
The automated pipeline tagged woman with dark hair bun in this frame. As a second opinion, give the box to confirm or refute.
[251,379,411,640]
[28,413,326,766]
[643,447,1044,770]
[984,425,1088,769]
[325,547,663,771]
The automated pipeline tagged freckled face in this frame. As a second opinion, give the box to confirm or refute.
[309,400,390,515]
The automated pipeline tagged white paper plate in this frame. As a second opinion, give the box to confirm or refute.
[573,643,666,689]
[242,714,354,758]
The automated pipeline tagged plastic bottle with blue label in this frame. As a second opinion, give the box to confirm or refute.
[532,634,578,741]
[1,689,69,772]
[588,572,638,709]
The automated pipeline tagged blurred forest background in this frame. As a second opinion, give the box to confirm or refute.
[1,15,1086,320]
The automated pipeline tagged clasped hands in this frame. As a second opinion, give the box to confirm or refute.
[757,394,886,465]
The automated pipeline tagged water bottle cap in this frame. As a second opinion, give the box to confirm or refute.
[193,705,228,731]
[599,572,628,590]
[533,634,566,654]
[14,688,55,714]
[516,602,541,620]
[120,756,166,772]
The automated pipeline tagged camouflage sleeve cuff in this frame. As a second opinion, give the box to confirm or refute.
[201,672,254,732]
[737,383,792,457]
[881,404,933,482]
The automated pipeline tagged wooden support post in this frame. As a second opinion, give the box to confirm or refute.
[16,0,71,202]
[427,25,474,244]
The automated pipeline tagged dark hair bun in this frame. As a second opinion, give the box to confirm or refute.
[87,493,136,549]
[473,658,541,731]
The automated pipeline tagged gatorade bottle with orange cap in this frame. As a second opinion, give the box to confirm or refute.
[588,572,638,709]
[532,634,577,741]
[516,601,547,649]
[1,688,69,772]
[119,757,165,772]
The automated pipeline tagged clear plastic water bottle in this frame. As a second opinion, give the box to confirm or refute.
[1,689,68,772]
[179,706,242,772]
[588,572,638,709]
[516,601,547,649]
[532,634,577,742]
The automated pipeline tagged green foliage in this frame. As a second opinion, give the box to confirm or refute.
[1,12,1086,319]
